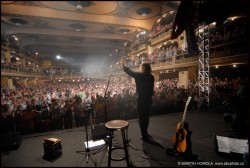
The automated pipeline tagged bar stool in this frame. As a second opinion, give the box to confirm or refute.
[105,120,130,167]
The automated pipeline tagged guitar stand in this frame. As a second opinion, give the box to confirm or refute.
[76,122,97,167]
[166,148,180,157]
[166,147,200,162]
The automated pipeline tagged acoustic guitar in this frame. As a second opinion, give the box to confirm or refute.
[172,96,192,153]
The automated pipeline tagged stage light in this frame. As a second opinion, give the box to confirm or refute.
[56,55,61,59]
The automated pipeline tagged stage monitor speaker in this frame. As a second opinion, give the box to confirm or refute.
[91,123,106,141]
[1,132,22,152]
[43,137,62,161]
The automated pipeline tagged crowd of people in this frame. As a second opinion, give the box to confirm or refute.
[1,53,42,74]
[210,18,247,46]
[132,21,174,50]
[1,61,41,74]
[1,75,247,136]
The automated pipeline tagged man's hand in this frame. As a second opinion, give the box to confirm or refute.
[120,58,125,66]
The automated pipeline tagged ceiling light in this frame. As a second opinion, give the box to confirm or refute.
[76,1,83,10]
[136,7,152,16]
[56,55,61,59]
[76,5,82,10]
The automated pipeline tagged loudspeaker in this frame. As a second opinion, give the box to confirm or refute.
[185,24,198,56]
[1,132,22,152]
[91,124,106,141]
[43,137,62,161]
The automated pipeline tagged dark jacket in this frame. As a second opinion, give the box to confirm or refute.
[123,66,154,97]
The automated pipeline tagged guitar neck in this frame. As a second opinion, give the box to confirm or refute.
[180,96,192,127]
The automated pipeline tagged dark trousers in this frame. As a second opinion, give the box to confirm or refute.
[137,96,152,138]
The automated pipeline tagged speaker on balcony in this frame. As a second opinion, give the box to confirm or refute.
[185,24,198,56]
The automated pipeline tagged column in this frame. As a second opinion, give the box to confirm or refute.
[179,71,189,89]
[7,78,14,89]
[147,45,153,54]
[5,48,11,63]
[188,67,197,83]
[1,77,8,87]
[152,72,160,82]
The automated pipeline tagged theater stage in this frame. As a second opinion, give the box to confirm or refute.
[1,108,248,167]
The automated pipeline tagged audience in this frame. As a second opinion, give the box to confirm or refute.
[1,75,247,135]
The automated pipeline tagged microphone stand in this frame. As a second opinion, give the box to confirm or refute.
[76,109,97,166]
[104,75,112,123]
[93,75,112,155]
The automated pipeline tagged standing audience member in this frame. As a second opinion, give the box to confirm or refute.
[64,99,73,129]
[21,105,36,134]
[50,99,63,130]
[1,104,16,134]
[73,96,86,127]
[14,104,23,132]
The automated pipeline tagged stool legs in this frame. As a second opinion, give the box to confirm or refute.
[121,129,130,166]
[107,129,130,167]
[108,130,113,167]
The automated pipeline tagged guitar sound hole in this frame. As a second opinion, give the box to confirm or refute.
[177,129,185,141]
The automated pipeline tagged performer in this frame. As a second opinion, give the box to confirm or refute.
[121,61,154,141]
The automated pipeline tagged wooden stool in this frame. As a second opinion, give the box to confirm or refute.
[105,120,130,167]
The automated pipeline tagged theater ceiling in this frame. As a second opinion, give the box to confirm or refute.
[1,1,180,65]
